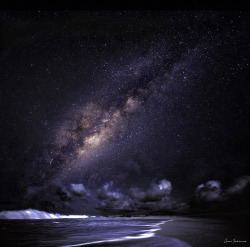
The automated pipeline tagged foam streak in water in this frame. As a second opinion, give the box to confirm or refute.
[62,220,170,247]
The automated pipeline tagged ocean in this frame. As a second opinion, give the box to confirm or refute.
[0,209,191,247]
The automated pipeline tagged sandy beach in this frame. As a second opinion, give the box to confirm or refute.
[157,216,250,247]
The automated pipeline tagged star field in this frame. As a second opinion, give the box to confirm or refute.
[0,11,249,206]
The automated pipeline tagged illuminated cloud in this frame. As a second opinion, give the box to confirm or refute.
[129,179,172,202]
[194,180,222,202]
[70,184,87,196]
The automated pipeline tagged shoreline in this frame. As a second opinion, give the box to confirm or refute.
[156,216,249,247]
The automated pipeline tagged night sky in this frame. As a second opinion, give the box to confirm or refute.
[0,11,249,215]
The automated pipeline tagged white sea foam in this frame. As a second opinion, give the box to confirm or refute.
[0,209,90,220]
[62,220,170,247]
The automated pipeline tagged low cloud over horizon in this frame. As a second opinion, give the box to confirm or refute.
[192,176,250,213]
[16,175,248,216]
[23,178,188,215]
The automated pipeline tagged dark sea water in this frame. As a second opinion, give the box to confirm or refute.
[0,209,191,247]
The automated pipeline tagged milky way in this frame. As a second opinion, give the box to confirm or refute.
[1,11,249,202]
[32,25,250,187]
[44,79,156,178]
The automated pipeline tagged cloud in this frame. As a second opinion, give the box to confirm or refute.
[96,181,133,211]
[194,180,222,202]
[147,179,172,199]
[226,176,250,196]
[191,176,250,213]
[24,178,187,215]
[194,176,250,203]
[96,179,187,214]
[129,187,146,201]
[128,180,187,213]
[97,181,123,201]
[70,184,86,196]
[129,179,172,202]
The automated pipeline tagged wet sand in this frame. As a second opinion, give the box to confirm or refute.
[157,216,250,247]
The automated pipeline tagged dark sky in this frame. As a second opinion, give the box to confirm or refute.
[0,11,249,214]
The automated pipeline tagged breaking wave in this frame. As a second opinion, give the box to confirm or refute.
[0,209,91,219]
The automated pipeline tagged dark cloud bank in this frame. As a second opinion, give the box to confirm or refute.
[21,175,250,216]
